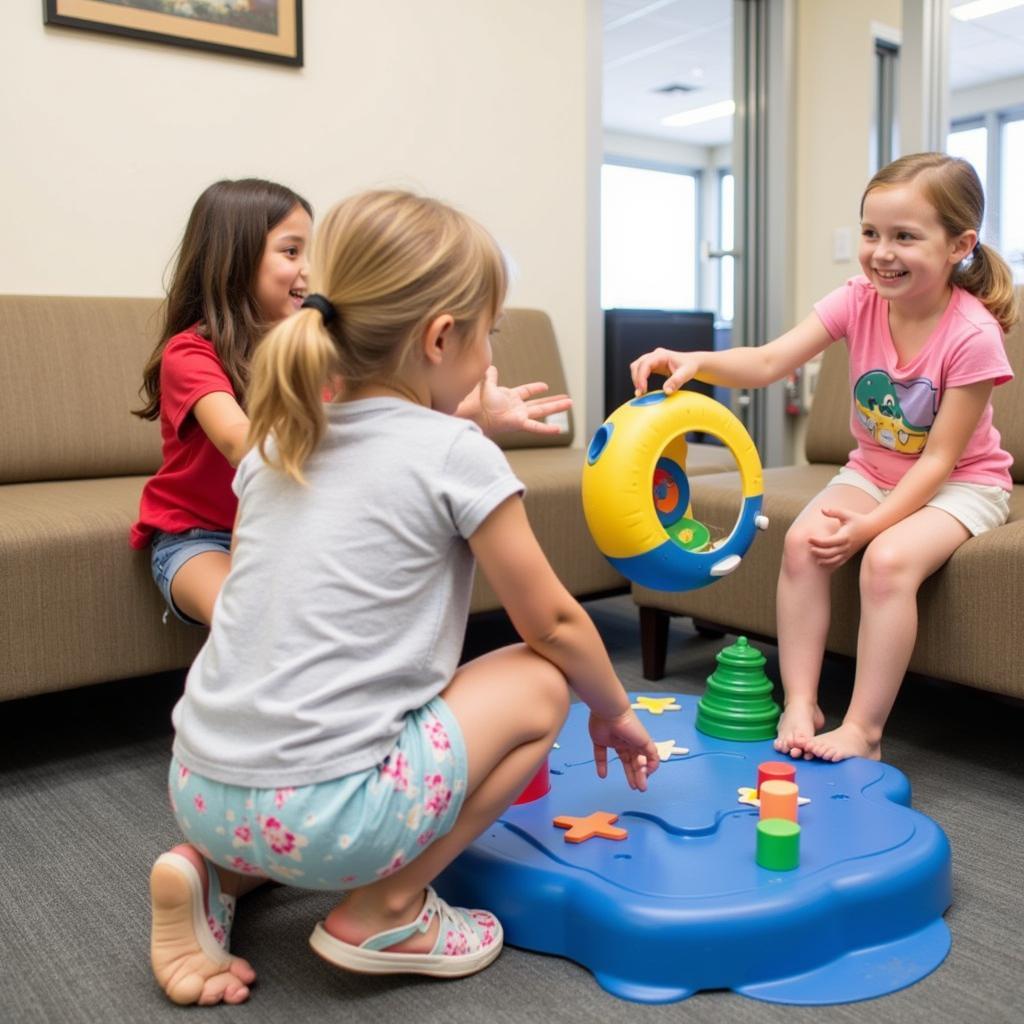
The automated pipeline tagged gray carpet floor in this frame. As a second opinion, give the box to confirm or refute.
[2,594,1022,1023]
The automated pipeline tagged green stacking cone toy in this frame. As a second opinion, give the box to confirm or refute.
[695,636,780,741]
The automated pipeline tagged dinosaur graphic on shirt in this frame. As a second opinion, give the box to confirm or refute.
[852,370,938,454]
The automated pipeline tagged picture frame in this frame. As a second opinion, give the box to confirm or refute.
[43,1,303,67]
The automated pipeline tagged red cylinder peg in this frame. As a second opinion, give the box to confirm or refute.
[514,758,551,805]
[757,760,796,796]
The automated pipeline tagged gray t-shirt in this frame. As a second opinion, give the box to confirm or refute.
[172,398,524,787]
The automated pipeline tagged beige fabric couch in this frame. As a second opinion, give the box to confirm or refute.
[633,292,1024,701]
[0,295,736,702]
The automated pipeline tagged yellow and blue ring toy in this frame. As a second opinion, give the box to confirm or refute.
[582,390,767,591]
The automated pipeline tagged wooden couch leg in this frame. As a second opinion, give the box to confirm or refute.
[639,606,669,681]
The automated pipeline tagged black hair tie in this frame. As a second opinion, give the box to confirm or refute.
[302,293,338,326]
[973,241,983,258]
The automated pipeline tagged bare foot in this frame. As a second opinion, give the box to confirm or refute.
[806,722,881,762]
[150,845,256,1006]
[773,701,825,759]
[323,889,439,953]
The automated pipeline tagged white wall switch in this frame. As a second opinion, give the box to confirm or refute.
[833,226,852,262]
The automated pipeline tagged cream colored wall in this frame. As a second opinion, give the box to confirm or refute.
[0,2,596,426]
[790,0,900,459]
[793,0,901,320]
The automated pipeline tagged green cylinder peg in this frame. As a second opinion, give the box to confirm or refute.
[756,818,801,871]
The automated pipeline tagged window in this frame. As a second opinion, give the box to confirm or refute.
[947,111,1024,281]
[947,122,989,208]
[601,162,698,310]
[1000,117,1024,280]
[872,40,900,173]
[719,172,735,323]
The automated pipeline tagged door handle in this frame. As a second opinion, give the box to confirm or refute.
[701,241,740,261]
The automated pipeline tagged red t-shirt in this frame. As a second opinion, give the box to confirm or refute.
[130,329,240,548]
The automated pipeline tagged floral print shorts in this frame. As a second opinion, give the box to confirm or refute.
[168,697,468,892]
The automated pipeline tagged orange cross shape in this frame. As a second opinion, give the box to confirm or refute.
[552,811,628,843]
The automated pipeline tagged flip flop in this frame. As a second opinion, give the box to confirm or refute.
[308,886,502,978]
[151,849,237,967]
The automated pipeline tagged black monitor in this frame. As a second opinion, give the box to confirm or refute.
[604,308,716,418]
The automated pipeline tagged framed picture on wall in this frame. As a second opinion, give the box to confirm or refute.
[43,1,303,67]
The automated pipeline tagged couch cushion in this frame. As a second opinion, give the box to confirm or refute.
[0,299,574,483]
[470,447,626,612]
[489,309,575,450]
[0,451,631,696]
[0,296,164,484]
[470,435,738,613]
[683,439,753,476]
[803,345,857,466]
[990,303,1024,484]
[633,467,1024,699]
[0,477,205,699]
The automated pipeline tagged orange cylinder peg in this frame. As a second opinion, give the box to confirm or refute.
[759,780,799,822]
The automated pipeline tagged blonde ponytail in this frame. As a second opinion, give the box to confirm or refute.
[954,242,1019,334]
[245,190,507,484]
[247,307,340,484]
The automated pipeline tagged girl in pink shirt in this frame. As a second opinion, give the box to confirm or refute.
[631,153,1017,763]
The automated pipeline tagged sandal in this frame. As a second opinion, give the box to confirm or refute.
[308,886,502,978]
[151,849,237,967]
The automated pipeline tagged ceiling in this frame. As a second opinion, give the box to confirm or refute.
[603,0,733,146]
[603,0,1024,148]
[950,3,1024,90]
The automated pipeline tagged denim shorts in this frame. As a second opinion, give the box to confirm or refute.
[150,528,232,625]
[168,696,468,891]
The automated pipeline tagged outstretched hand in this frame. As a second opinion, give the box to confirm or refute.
[458,365,572,438]
[808,507,873,568]
[629,347,704,397]
[589,709,660,791]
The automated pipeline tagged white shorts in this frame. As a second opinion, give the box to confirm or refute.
[827,466,1011,537]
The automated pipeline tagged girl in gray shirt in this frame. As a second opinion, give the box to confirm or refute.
[150,190,659,1005]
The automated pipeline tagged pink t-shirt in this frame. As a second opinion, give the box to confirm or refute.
[814,276,1014,490]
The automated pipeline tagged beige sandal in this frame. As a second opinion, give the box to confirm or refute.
[309,886,502,978]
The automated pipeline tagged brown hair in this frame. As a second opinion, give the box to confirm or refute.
[861,152,1018,332]
[247,190,507,483]
[133,178,313,420]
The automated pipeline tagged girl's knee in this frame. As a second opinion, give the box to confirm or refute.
[781,522,819,574]
[860,542,915,600]
[448,644,568,740]
[514,651,569,734]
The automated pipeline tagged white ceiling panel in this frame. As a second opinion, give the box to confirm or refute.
[603,0,732,145]
[602,2,1024,148]
[947,4,1024,89]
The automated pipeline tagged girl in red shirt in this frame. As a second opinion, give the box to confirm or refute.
[132,179,569,626]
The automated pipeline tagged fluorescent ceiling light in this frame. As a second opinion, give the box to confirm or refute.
[951,0,1024,21]
[661,100,735,128]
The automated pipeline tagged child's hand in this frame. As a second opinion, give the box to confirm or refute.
[809,507,873,567]
[588,709,660,791]
[629,347,704,397]
[459,366,572,437]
